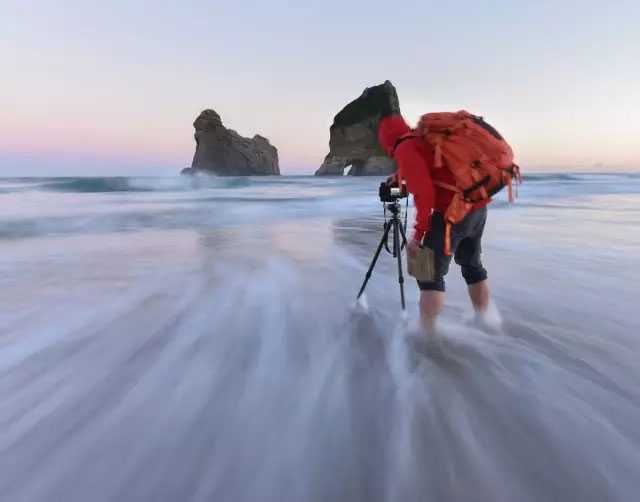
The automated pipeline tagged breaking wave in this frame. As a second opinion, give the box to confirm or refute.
[0,172,637,195]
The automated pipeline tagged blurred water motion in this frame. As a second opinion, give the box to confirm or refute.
[1,174,640,501]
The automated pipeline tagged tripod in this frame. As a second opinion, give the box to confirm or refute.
[356,200,409,310]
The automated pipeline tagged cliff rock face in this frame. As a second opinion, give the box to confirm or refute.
[315,81,400,176]
[184,110,280,176]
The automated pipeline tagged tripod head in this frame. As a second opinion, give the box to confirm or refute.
[384,200,402,217]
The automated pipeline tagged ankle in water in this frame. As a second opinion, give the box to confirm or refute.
[475,302,503,332]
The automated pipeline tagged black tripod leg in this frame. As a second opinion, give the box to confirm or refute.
[397,219,409,248]
[357,221,392,300]
[393,219,407,310]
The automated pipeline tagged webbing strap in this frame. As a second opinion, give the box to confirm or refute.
[444,222,452,256]
[462,175,491,198]
[433,181,460,193]
[433,141,443,168]
[391,132,417,157]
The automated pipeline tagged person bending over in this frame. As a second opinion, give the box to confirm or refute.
[378,114,494,332]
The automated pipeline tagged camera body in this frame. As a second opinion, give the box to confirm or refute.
[379,180,408,203]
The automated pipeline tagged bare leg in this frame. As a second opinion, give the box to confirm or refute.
[468,280,490,314]
[419,290,445,333]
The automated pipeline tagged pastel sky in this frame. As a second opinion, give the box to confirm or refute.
[2,0,639,175]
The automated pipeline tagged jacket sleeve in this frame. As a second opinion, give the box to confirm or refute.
[395,141,434,242]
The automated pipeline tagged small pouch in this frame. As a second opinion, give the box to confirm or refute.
[407,246,435,282]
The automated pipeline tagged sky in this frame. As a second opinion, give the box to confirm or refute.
[1,0,639,175]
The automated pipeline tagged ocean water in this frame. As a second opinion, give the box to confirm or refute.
[1,173,640,501]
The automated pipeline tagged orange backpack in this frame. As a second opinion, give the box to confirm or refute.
[416,110,521,254]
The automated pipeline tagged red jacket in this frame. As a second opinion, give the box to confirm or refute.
[378,115,488,242]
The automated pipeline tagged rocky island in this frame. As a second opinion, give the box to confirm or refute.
[315,81,400,176]
[182,110,279,176]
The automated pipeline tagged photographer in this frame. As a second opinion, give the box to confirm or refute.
[378,114,492,332]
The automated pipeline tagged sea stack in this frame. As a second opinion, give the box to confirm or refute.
[315,81,399,176]
[183,110,280,176]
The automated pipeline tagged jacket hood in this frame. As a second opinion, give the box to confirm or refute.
[378,115,411,157]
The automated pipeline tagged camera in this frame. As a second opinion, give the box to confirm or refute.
[379,179,408,203]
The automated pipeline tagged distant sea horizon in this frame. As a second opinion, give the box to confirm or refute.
[1,168,639,179]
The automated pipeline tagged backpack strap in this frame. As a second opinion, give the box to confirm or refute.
[501,163,522,202]
[390,132,418,157]
[462,175,491,200]
[433,180,460,193]
[444,222,452,256]
[432,137,444,168]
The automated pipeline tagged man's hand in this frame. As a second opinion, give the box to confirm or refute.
[407,238,421,258]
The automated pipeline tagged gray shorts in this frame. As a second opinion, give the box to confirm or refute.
[417,207,488,292]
